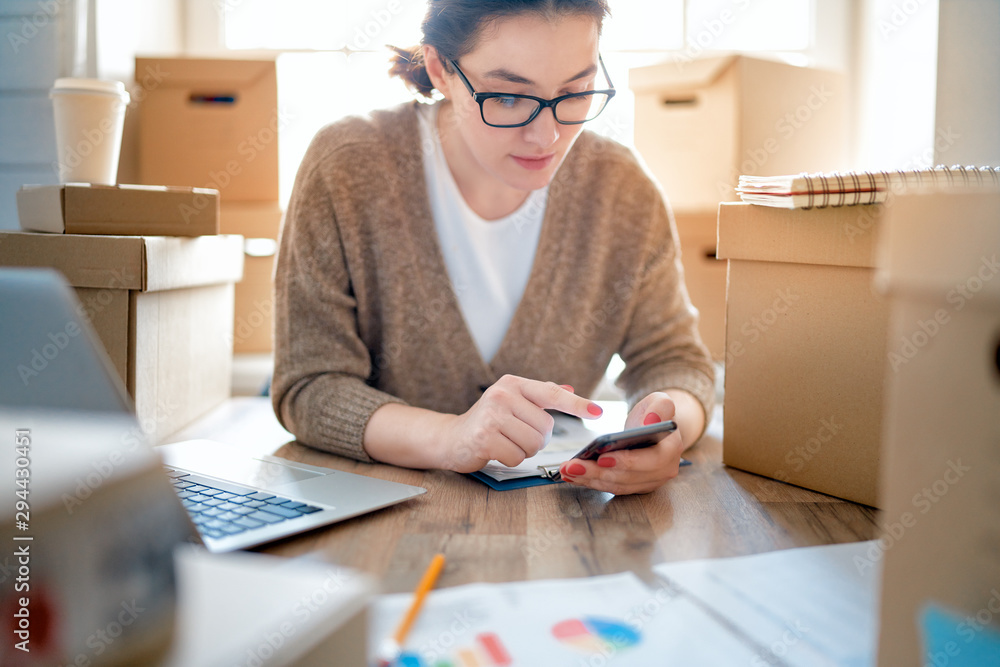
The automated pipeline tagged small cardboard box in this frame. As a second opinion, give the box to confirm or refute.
[0,231,244,442]
[135,57,279,202]
[0,165,58,230]
[675,210,727,360]
[718,202,889,507]
[630,56,848,212]
[17,183,219,236]
[873,192,1000,666]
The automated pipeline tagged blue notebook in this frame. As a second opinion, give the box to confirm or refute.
[468,458,691,491]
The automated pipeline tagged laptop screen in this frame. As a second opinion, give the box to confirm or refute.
[0,267,133,413]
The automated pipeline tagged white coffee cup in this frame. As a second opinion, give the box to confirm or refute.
[50,78,131,185]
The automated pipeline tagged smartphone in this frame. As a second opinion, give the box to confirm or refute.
[571,420,678,461]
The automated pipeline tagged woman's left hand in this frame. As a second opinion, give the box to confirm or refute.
[557,391,685,495]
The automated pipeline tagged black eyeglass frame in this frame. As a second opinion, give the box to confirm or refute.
[447,55,616,128]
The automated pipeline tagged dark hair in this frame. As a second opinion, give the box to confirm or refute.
[389,0,610,98]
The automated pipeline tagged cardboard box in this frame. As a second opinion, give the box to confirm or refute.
[675,210,727,360]
[220,200,283,238]
[135,57,279,201]
[0,410,190,667]
[165,547,372,666]
[223,201,281,354]
[873,192,1000,666]
[0,231,244,442]
[0,165,59,230]
[630,56,848,212]
[233,248,275,354]
[718,202,888,507]
[17,183,220,236]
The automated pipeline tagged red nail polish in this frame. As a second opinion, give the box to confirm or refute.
[560,384,575,393]
[587,403,603,416]
[643,412,661,426]
[597,457,616,468]
[567,463,586,476]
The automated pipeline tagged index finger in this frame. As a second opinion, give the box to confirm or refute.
[520,379,603,421]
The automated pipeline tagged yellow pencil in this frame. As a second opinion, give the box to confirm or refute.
[377,553,446,666]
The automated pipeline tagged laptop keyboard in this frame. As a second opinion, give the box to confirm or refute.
[165,468,322,541]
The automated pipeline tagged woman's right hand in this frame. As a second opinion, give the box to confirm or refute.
[434,375,604,473]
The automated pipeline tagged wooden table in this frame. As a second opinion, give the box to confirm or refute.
[164,398,879,594]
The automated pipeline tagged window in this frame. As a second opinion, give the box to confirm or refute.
[195,0,825,204]
[222,0,426,51]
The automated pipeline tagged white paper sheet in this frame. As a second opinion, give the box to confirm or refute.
[368,572,760,666]
[653,541,881,667]
[368,542,881,666]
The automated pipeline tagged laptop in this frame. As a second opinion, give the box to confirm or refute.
[0,268,426,552]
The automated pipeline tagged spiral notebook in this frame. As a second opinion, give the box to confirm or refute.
[737,165,1000,209]
[470,414,602,489]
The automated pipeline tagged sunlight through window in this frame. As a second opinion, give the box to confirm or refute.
[219,0,815,205]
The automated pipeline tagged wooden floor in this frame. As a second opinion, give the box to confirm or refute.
[172,399,879,594]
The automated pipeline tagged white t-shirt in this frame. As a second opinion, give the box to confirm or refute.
[417,102,548,363]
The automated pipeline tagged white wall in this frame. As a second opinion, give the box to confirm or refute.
[94,0,183,184]
[934,0,1000,165]
[183,0,225,56]
[852,0,940,170]
[95,0,182,81]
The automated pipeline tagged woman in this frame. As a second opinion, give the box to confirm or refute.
[271,0,715,495]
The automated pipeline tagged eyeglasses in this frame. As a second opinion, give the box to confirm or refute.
[447,56,616,128]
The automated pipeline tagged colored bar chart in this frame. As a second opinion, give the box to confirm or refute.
[395,618,641,665]
[397,632,513,667]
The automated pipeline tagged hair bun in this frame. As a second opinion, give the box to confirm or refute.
[389,45,436,98]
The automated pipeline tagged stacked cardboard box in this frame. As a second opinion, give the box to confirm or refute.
[135,57,282,354]
[629,56,849,360]
[717,202,889,507]
[17,183,219,236]
[0,230,244,443]
[222,203,282,355]
[669,210,727,359]
[874,192,1000,665]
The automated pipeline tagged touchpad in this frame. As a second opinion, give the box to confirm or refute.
[245,458,325,489]
[158,439,326,490]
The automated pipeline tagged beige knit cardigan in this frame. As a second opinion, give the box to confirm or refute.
[271,101,715,462]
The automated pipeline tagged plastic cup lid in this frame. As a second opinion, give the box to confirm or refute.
[51,78,129,100]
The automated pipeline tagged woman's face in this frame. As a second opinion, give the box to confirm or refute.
[432,13,602,195]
